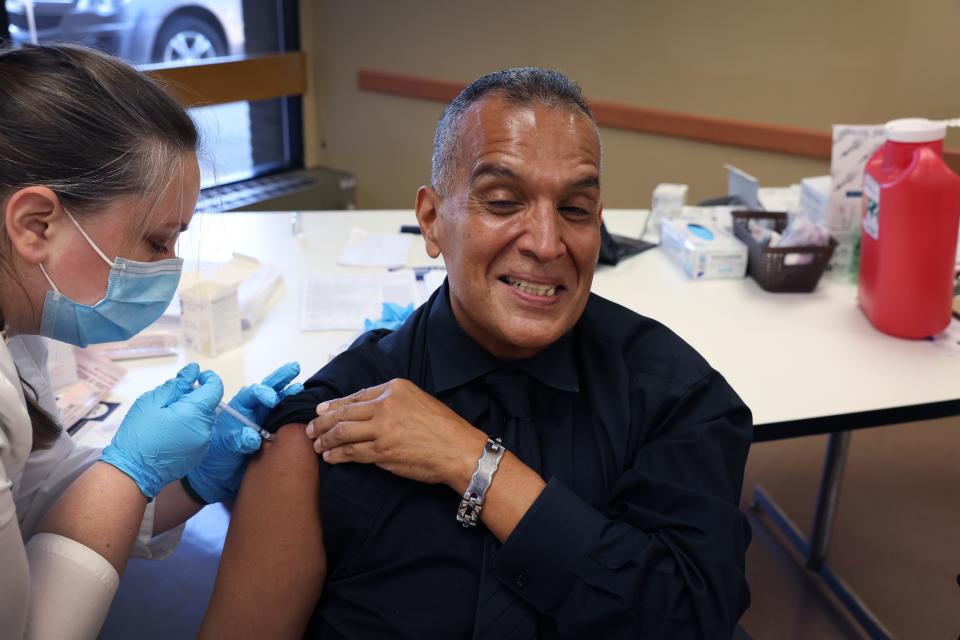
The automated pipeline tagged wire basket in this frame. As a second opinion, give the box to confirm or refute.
[731,211,836,293]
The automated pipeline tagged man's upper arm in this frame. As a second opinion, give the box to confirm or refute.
[202,423,325,638]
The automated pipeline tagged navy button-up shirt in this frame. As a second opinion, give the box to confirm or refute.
[264,282,752,639]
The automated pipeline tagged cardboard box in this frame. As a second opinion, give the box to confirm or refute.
[179,281,243,357]
[660,219,747,280]
[798,175,831,225]
[646,183,689,240]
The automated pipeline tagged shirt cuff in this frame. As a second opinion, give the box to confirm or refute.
[494,478,608,613]
[25,533,120,639]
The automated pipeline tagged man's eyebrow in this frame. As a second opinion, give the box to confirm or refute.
[470,164,600,191]
[470,163,517,184]
[570,175,600,190]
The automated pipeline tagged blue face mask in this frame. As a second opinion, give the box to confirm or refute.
[38,209,184,347]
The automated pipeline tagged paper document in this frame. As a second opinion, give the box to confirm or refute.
[339,227,414,268]
[71,403,125,449]
[301,270,419,331]
[55,348,126,429]
[88,332,178,361]
[45,340,78,390]
[75,349,127,393]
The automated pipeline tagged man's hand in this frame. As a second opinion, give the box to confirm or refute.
[305,379,486,490]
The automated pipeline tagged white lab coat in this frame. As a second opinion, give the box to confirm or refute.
[8,335,182,556]
[0,336,182,640]
[1,336,117,639]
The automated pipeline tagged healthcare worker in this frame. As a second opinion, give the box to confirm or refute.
[0,44,300,639]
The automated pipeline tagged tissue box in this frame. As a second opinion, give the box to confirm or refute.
[179,281,243,356]
[660,219,747,280]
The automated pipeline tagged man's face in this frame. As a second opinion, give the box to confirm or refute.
[417,95,603,360]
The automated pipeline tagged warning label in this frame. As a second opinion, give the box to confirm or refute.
[863,175,880,240]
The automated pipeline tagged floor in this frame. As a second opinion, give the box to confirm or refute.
[100,416,960,639]
[739,416,960,639]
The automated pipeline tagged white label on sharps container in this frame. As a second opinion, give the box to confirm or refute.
[863,175,880,240]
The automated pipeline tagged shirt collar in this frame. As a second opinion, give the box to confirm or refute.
[427,281,579,394]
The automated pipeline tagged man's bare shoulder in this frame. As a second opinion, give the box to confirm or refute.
[257,423,317,466]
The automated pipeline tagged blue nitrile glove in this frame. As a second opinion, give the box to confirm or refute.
[100,363,224,500]
[184,361,304,504]
[363,302,415,331]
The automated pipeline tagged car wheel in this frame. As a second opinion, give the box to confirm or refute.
[153,15,227,63]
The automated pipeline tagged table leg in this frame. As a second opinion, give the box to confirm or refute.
[751,431,893,640]
[808,431,851,571]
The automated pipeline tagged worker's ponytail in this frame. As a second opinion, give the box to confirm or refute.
[0,313,60,450]
[19,375,60,451]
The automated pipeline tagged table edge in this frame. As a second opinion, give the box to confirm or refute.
[753,398,960,442]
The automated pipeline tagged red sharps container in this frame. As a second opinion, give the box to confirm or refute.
[858,118,960,338]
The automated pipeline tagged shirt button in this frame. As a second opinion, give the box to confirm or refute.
[515,573,527,588]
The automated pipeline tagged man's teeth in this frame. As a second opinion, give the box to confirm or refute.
[505,276,558,297]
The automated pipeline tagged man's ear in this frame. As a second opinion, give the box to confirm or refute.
[4,187,61,266]
[415,186,443,259]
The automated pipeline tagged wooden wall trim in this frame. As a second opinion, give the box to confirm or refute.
[357,68,960,173]
[590,102,831,158]
[147,52,306,108]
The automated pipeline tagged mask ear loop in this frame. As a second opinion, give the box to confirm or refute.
[62,207,115,268]
[37,263,61,294]
[38,206,117,295]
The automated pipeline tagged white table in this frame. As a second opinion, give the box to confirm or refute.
[102,209,958,639]
[110,209,959,436]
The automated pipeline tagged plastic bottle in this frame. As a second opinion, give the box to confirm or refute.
[858,118,960,338]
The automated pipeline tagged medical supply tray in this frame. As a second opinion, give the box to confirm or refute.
[731,211,836,293]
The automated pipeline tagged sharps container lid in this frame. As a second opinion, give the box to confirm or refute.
[885,118,947,143]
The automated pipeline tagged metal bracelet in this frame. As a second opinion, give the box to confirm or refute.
[456,436,505,528]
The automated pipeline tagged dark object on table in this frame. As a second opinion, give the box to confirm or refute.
[698,195,749,207]
[732,211,836,293]
[400,225,422,234]
[598,221,656,265]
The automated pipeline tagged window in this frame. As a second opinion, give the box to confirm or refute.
[2,0,304,189]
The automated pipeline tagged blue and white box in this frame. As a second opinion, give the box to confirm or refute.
[660,219,747,280]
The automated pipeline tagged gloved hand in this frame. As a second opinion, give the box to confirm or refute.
[184,362,304,504]
[363,302,415,332]
[100,363,224,500]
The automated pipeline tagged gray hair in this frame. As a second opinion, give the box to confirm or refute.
[430,67,597,196]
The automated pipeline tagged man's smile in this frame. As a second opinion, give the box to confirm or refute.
[495,272,569,308]
[498,274,565,298]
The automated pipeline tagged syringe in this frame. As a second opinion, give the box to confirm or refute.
[193,381,275,442]
[216,400,275,442]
